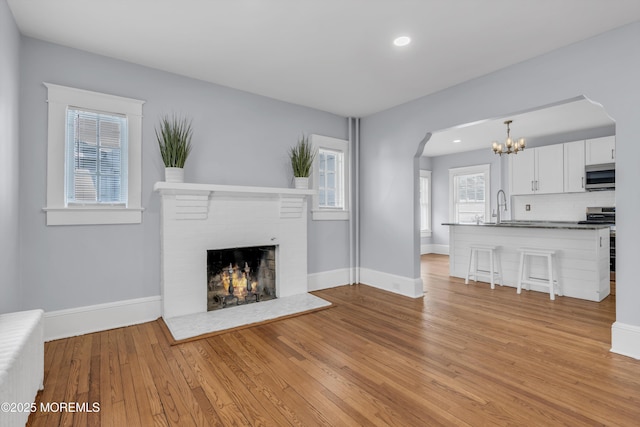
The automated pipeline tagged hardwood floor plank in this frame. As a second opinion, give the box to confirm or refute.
[43,335,76,426]
[228,329,356,426]
[119,362,142,427]
[27,254,640,426]
[153,324,211,427]
[106,330,124,406]
[201,338,293,426]
[141,326,197,427]
[86,333,101,427]
[129,324,170,425]
[96,333,113,427]
[190,386,225,427]
[28,338,67,426]
[178,341,253,426]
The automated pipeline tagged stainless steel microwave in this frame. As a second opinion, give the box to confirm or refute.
[585,163,615,191]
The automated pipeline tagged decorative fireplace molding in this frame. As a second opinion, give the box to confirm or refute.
[154,182,314,318]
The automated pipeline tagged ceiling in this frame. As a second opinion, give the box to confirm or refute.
[7,1,640,118]
[422,97,615,157]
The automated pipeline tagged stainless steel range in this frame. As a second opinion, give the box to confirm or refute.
[578,207,615,272]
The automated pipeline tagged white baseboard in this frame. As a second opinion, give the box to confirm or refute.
[611,321,640,360]
[44,296,161,342]
[308,268,351,291]
[421,244,449,255]
[359,268,423,298]
[42,266,424,341]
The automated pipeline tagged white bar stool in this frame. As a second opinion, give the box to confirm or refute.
[517,248,562,300]
[465,245,503,289]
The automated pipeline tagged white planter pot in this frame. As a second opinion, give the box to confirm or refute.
[165,167,185,183]
[294,177,309,189]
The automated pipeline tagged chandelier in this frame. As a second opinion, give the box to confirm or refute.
[492,120,525,155]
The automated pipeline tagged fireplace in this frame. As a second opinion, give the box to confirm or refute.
[207,245,277,310]
[154,182,313,319]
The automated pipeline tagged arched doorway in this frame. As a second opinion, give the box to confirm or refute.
[416,96,616,303]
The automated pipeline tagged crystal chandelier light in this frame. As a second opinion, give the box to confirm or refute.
[492,120,525,155]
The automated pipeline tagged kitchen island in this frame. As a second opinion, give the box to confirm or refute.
[443,221,610,301]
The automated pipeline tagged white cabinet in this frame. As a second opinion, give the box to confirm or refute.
[509,144,564,195]
[586,136,615,165]
[536,144,564,194]
[563,140,586,193]
[509,149,536,195]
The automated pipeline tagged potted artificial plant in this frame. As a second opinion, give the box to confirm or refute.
[289,135,315,189]
[156,114,193,183]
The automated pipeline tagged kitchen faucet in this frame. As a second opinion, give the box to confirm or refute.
[496,189,508,224]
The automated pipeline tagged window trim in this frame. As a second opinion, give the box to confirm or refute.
[44,83,145,225]
[448,164,491,224]
[420,170,432,237]
[310,134,349,221]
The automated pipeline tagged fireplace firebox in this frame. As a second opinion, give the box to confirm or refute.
[207,246,276,311]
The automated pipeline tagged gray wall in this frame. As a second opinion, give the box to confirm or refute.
[0,0,21,314]
[19,37,348,312]
[361,23,640,330]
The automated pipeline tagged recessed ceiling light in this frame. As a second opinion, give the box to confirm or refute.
[393,36,411,47]
[453,139,461,143]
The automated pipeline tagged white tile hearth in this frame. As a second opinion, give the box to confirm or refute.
[163,293,331,341]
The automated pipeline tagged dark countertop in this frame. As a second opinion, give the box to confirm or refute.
[441,220,610,230]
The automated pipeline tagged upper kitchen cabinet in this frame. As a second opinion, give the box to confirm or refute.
[510,144,564,195]
[509,149,536,195]
[586,136,615,165]
[564,140,586,193]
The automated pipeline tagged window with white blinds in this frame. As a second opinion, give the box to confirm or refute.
[44,83,144,225]
[318,148,344,209]
[65,109,128,205]
[310,134,350,221]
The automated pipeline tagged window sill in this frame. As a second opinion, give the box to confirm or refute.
[312,210,349,221]
[43,206,144,226]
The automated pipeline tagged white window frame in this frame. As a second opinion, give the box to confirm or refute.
[310,134,349,221]
[448,164,490,224]
[43,83,145,225]
[420,170,432,237]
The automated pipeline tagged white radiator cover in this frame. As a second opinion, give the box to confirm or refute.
[0,309,44,427]
[154,182,314,319]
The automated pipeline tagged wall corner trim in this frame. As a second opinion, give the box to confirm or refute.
[359,268,423,298]
[43,296,161,341]
[611,321,640,360]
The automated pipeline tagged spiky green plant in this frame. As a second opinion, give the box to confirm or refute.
[156,114,193,168]
[289,135,316,177]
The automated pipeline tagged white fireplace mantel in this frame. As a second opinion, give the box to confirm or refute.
[154,181,313,318]
[154,182,315,197]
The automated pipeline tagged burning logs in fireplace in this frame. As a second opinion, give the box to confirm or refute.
[207,246,276,311]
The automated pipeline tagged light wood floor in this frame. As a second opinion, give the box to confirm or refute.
[28,254,640,426]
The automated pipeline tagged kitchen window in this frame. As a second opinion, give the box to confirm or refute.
[449,164,490,224]
[310,134,349,221]
[44,83,144,225]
